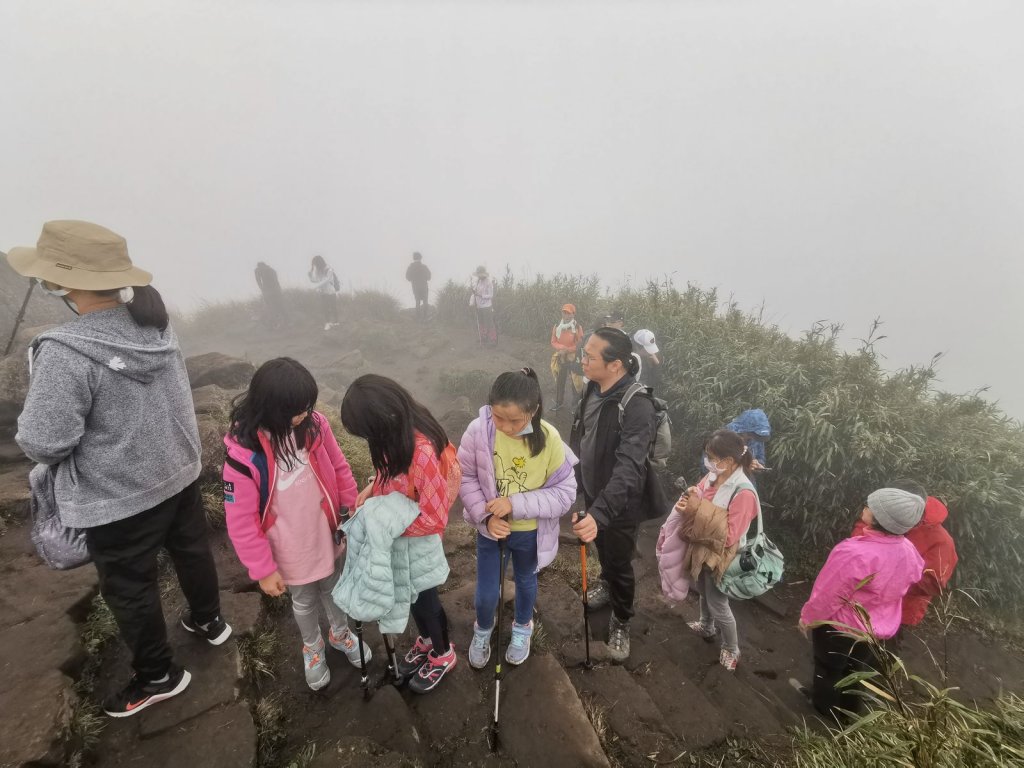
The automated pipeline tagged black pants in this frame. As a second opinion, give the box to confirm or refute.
[811,625,879,720]
[554,356,578,408]
[594,522,640,622]
[410,586,449,652]
[413,286,429,319]
[85,480,221,682]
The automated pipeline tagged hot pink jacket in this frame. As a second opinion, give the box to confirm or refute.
[223,412,358,581]
[800,531,924,639]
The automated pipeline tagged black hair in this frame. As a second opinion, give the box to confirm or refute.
[592,327,641,376]
[705,429,755,474]
[340,374,448,483]
[97,285,169,331]
[413,252,422,261]
[311,255,327,273]
[489,368,546,457]
[228,357,321,470]
[890,478,927,499]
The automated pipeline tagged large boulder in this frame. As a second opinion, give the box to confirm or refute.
[196,414,227,480]
[191,384,235,417]
[185,352,255,390]
[0,353,29,431]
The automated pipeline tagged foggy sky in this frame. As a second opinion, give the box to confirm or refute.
[2,1,1022,417]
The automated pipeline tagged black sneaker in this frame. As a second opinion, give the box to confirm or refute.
[103,665,192,718]
[396,636,433,679]
[408,645,457,694]
[181,613,232,646]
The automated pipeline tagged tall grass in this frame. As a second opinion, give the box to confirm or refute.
[437,274,1024,618]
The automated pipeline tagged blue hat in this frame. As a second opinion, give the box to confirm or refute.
[725,409,771,438]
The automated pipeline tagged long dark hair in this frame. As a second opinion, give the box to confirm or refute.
[593,327,640,377]
[489,368,546,457]
[228,357,321,469]
[705,429,755,474]
[340,374,448,483]
[97,285,169,331]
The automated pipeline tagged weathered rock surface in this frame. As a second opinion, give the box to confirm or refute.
[186,352,255,390]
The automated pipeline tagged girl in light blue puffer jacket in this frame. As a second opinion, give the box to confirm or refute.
[458,368,578,668]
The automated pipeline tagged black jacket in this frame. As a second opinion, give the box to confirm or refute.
[570,375,667,527]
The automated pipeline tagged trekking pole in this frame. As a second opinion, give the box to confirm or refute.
[380,631,403,687]
[488,539,507,752]
[3,281,35,357]
[576,513,593,671]
[336,504,371,700]
[355,621,370,700]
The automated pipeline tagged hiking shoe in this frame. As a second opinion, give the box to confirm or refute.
[396,636,433,679]
[586,580,611,610]
[408,644,457,694]
[303,637,330,690]
[468,623,493,669]
[328,626,373,668]
[181,613,232,646]
[607,615,630,662]
[719,648,740,672]
[103,664,191,717]
[505,621,533,666]
[687,620,718,643]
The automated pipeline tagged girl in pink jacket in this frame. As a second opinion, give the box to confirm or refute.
[223,358,366,691]
[798,487,925,720]
[459,368,577,669]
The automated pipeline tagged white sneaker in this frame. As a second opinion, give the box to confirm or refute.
[329,626,372,667]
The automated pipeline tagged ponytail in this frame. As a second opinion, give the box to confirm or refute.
[593,327,640,376]
[97,284,169,331]
[489,367,546,457]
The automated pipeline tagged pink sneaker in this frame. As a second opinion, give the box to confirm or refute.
[396,636,433,679]
[408,644,457,694]
[719,648,740,672]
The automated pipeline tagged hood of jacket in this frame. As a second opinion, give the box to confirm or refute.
[724,409,771,438]
[921,496,948,526]
[32,306,179,385]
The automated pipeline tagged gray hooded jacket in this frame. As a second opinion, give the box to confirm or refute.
[16,306,202,528]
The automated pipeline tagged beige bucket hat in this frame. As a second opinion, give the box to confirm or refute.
[6,220,152,291]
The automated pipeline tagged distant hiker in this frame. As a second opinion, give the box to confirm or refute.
[602,309,625,331]
[549,303,584,412]
[223,358,369,691]
[340,375,462,693]
[632,329,662,391]
[570,328,667,662]
[798,488,925,720]
[469,265,497,345]
[678,430,762,671]
[406,251,432,320]
[309,255,340,331]
[254,261,285,328]
[459,368,578,669]
[9,220,231,717]
[722,409,771,471]
[850,479,958,637]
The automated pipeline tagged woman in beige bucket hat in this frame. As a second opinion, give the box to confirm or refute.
[8,220,231,718]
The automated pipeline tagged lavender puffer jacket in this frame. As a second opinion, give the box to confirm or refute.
[458,406,577,571]
[656,506,691,602]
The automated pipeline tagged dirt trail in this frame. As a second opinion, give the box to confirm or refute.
[3,302,1022,767]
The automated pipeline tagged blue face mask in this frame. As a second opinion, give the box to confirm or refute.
[516,421,534,436]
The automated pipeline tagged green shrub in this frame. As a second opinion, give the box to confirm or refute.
[440,273,1024,618]
[438,368,493,404]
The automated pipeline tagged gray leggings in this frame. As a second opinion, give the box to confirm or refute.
[696,567,739,654]
[290,562,350,647]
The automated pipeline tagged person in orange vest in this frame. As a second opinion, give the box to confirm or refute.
[549,303,583,412]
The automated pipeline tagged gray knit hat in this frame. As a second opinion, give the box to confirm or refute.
[867,488,926,535]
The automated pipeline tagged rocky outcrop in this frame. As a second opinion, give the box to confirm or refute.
[185,352,256,390]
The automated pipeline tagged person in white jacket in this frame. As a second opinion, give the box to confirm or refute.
[469,265,497,344]
[309,255,340,330]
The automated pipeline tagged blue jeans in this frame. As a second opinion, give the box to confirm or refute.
[475,530,538,628]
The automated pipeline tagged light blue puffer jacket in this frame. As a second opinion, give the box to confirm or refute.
[332,493,450,634]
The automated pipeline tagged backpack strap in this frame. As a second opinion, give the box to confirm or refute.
[616,381,652,428]
[728,481,761,547]
[225,452,270,521]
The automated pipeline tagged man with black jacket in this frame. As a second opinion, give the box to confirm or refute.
[570,327,666,661]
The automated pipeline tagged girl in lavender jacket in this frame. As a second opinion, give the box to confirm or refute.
[459,368,578,668]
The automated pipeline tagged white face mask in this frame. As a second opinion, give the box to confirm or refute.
[36,278,70,298]
[516,421,534,436]
[704,457,722,474]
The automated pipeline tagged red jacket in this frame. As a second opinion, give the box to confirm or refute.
[371,432,461,537]
[852,496,958,626]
